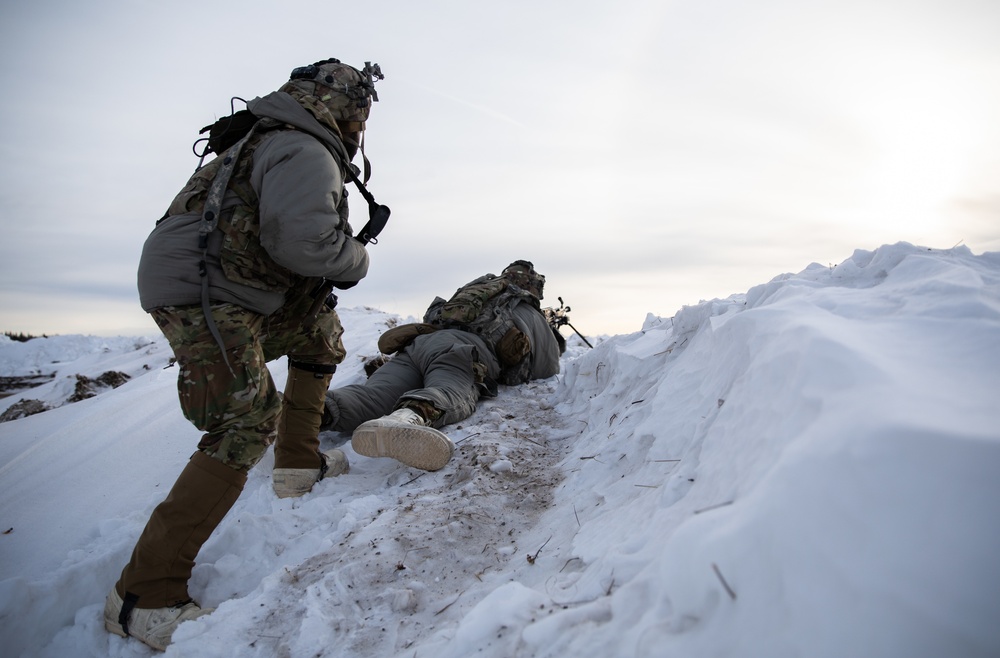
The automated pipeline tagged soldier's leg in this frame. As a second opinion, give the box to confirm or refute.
[168,305,281,469]
[396,331,499,427]
[322,350,425,433]
[263,295,348,495]
[349,332,498,471]
[112,304,278,611]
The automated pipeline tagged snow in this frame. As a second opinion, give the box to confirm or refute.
[1,242,998,658]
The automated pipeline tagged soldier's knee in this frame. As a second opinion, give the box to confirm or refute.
[198,429,274,473]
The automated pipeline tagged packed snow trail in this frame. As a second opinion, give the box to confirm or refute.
[174,377,574,657]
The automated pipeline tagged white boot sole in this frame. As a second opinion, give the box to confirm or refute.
[352,423,453,471]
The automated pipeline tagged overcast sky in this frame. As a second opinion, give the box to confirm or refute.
[2,0,998,338]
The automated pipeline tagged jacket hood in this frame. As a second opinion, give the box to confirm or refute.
[247,91,351,166]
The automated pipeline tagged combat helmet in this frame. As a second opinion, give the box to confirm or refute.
[280,58,383,135]
[502,260,546,300]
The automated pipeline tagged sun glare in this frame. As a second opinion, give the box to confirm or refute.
[852,66,986,240]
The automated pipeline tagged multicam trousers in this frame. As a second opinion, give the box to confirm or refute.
[151,294,346,472]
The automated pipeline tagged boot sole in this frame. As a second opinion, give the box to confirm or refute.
[352,425,453,471]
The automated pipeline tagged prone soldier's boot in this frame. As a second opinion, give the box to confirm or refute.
[273,363,348,498]
[352,406,454,471]
[105,450,246,650]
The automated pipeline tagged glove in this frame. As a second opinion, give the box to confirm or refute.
[331,280,359,290]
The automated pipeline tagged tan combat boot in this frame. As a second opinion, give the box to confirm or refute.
[352,407,454,471]
[104,588,211,651]
[273,448,350,498]
[106,450,246,650]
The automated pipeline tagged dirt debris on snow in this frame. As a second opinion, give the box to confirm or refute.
[0,373,55,398]
[0,398,50,422]
[65,371,131,403]
[232,377,570,656]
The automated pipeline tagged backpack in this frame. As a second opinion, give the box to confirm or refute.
[196,108,260,158]
[423,273,541,385]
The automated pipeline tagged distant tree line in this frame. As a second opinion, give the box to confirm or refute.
[3,331,49,342]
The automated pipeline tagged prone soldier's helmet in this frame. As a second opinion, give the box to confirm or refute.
[502,260,545,300]
[280,58,383,134]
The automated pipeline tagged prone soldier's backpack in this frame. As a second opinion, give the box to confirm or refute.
[423,267,543,385]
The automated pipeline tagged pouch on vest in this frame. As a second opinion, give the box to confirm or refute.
[495,326,530,369]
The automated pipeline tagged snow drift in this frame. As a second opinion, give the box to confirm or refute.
[1,242,998,657]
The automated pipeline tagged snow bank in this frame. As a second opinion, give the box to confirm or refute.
[1,242,998,658]
[530,243,1000,657]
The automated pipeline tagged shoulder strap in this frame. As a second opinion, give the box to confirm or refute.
[197,119,279,374]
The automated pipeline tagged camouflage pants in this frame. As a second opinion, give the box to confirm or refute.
[152,294,346,472]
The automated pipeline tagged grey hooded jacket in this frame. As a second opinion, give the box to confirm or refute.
[137,91,369,315]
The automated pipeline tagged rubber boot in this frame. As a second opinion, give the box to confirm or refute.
[274,365,333,469]
[113,450,246,608]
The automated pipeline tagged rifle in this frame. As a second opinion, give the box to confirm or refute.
[543,297,593,348]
